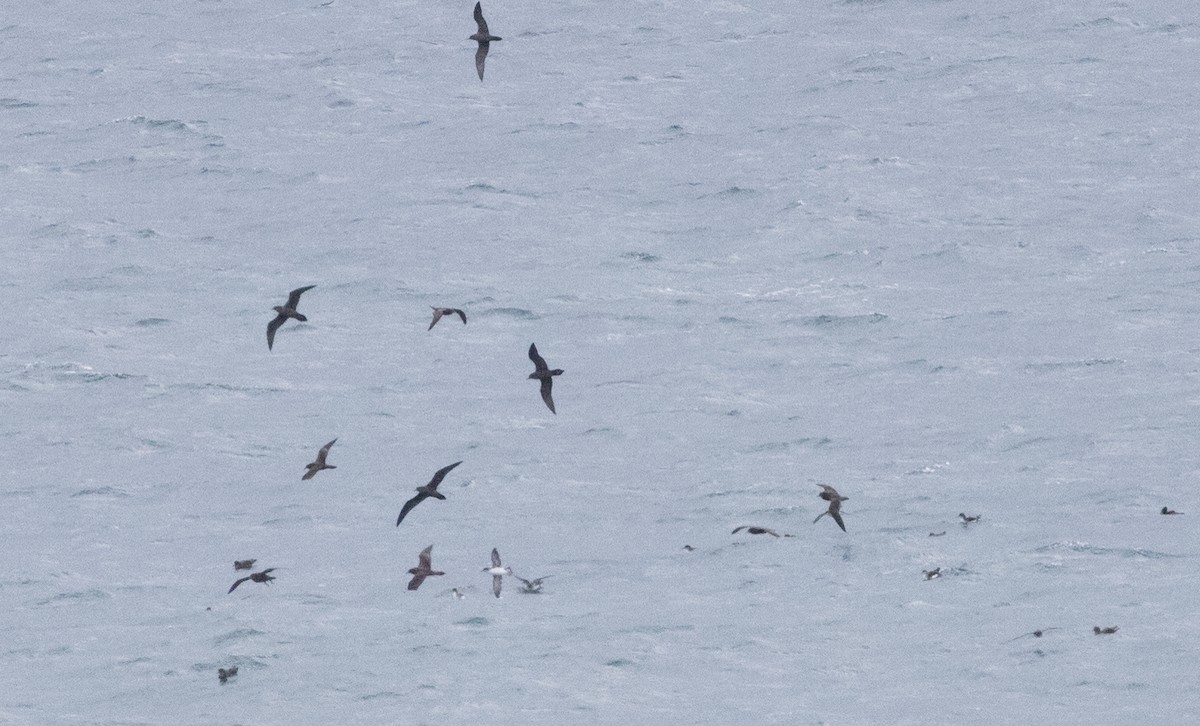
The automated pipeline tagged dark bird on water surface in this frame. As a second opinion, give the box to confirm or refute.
[1094,626,1119,635]
[218,666,238,684]
[302,439,337,480]
[959,513,981,524]
[470,2,501,81]
[813,484,848,532]
[233,559,256,571]
[227,568,277,594]
[429,307,467,331]
[923,568,941,580]
[528,343,563,414]
[396,460,463,525]
[731,526,792,538]
[266,285,316,351]
[482,548,511,598]
[1162,506,1183,515]
[407,545,445,591]
[928,531,946,537]
[1007,628,1060,642]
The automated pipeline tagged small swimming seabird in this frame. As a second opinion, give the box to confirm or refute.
[482,548,511,598]
[1007,628,1060,642]
[233,559,256,571]
[528,343,563,414]
[266,285,316,351]
[407,545,445,591]
[227,568,277,594]
[731,525,792,538]
[682,545,696,551]
[302,439,337,480]
[396,460,463,525]
[959,513,981,524]
[1162,506,1183,515]
[451,587,465,599]
[515,575,552,593]
[1093,626,1119,635]
[813,484,848,532]
[218,666,238,684]
[469,2,501,81]
[928,531,946,537]
[429,307,467,331]
[923,568,941,580]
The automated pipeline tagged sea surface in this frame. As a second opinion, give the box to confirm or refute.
[2,1,1198,723]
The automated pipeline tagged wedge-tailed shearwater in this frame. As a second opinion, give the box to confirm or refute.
[1162,506,1183,515]
[470,2,501,81]
[959,513,981,524]
[302,439,337,480]
[233,559,256,571]
[407,545,445,591]
[1093,626,1119,635]
[813,484,848,532]
[731,525,793,538]
[218,666,239,684]
[396,460,463,525]
[227,568,276,594]
[1007,628,1060,642]
[429,307,467,331]
[482,548,511,598]
[266,285,316,351]
[528,343,563,414]
[515,575,551,593]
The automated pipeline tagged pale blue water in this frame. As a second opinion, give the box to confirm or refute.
[2,1,1199,723]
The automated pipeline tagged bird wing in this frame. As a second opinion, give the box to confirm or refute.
[427,460,463,491]
[528,343,549,372]
[474,2,489,35]
[301,466,317,481]
[408,573,426,591]
[429,308,444,330]
[397,492,428,525]
[453,309,467,324]
[285,285,316,310]
[492,574,502,598]
[540,377,556,414]
[475,43,489,81]
[228,576,250,594]
[831,509,847,532]
[418,545,433,569]
[266,313,286,350]
[731,525,748,534]
[313,438,336,466]
[491,548,501,568]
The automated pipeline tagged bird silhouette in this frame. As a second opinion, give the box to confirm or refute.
[227,568,276,594]
[528,343,563,414]
[302,439,337,480]
[266,285,315,350]
[469,2,501,80]
[396,461,463,525]
[407,545,445,591]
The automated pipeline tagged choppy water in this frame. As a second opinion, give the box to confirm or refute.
[3,0,1199,723]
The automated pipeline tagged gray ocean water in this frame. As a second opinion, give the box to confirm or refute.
[2,0,1198,723]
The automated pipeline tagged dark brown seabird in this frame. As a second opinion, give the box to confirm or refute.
[923,568,941,580]
[515,575,552,593]
[407,545,445,591]
[233,559,256,571]
[302,439,337,480]
[1007,628,1060,642]
[528,343,563,414]
[396,460,463,525]
[959,513,981,524]
[227,568,276,594]
[470,2,501,81]
[814,484,848,532]
[731,525,792,538]
[1161,506,1183,515]
[1093,626,1119,635]
[266,285,316,351]
[218,666,238,684]
[429,307,467,331]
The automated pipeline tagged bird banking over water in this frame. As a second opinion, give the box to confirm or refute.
[302,439,337,480]
[814,484,848,532]
[428,307,467,331]
[483,548,512,598]
[406,545,445,591]
[266,285,315,351]
[527,343,563,414]
[227,568,277,594]
[469,2,501,81]
[396,460,463,525]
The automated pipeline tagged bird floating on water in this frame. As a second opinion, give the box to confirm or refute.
[1161,506,1183,515]
[406,545,445,591]
[396,460,463,525]
[928,531,946,537]
[731,525,792,538]
[266,285,315,351]
[482,548,511,598]
[218,666,238,684]
[429,307,467,331]
[469,2,501,81]
[923,568,941,580]
[959,513,981,524]
[813,484,848,532]
[302,439,337,480]
[228,568,276,594]
[1093,626,1119,635]
[527,343,563,414]
[233,559,256,571]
